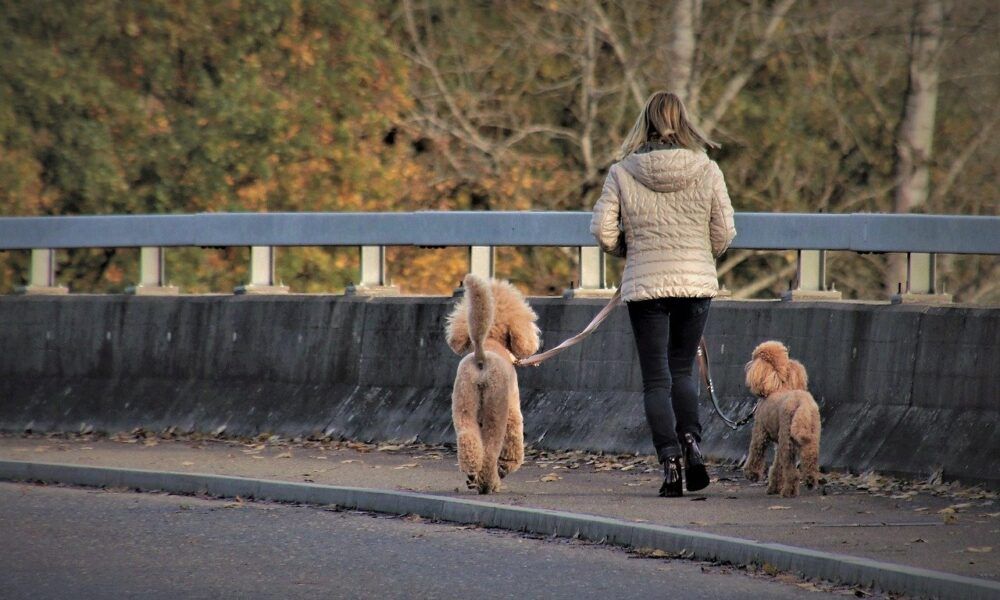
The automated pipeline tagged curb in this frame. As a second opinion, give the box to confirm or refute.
[2,460,997,600]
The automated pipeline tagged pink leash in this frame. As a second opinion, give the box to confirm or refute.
[514,289,622,367]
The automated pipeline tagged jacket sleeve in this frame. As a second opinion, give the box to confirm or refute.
[708,162,736,258]
[590,166,627,257]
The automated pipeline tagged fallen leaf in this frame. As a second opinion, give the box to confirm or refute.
[181,461,194,466]
[340,459,358,464]
[769,505,791,510]
[276,452,293,459]
[394,463,419,470]
[632,547,672,558]
[540,473,561,482]
[966,546,992,553]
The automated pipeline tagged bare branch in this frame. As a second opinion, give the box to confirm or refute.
[733,261,797,299]
[401,0,493,155]
[589,0,647,108]
[701,0,797,135]
[930,116,999,206]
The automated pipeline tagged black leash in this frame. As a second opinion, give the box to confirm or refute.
[696,337,758,430]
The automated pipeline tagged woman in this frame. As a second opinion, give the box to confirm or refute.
[590,91,736,497]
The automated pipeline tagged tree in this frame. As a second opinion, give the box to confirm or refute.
[886,0,944,293]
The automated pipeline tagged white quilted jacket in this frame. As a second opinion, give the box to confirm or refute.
[590,148,736,301]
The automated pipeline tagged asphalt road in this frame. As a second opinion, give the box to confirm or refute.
[0,482,844,600]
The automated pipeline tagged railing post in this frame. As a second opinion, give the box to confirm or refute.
[781,249,841,301]
[565,246,615,298]
[127,247,178,295]
[891,252,952,304]
[469,246,494,279]
[235,246,288,295]
[345,245,398,296]
[15,249,68,295]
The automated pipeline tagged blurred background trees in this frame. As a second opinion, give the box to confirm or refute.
[1,0,997,301]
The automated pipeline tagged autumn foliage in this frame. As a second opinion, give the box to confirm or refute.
[1,1,996,300]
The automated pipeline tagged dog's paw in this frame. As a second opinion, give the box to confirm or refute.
[466,474,478,490]
[498,463,509,479]
[744,470,760,483]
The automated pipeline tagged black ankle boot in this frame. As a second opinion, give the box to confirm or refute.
[682,433,710,492]
[659,456,684,497]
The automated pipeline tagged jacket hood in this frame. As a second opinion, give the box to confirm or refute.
[619,149,712,193]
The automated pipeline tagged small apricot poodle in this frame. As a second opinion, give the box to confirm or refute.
[445,274,540,494]
[743,341,821,497]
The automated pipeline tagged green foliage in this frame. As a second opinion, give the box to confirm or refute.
[0,0,416,292]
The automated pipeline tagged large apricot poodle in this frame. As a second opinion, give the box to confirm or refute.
[743,341,821,497]
[445,274,540,494]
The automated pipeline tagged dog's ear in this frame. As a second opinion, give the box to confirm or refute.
[745,357,784,398]
[787,359,809,390]
[445,299,472,355]
[490,280,541,358]
[508,321,541,359]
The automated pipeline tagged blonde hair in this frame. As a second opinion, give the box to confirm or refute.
[618,91,718,159]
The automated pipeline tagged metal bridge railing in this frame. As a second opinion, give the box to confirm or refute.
[1,212,997,301]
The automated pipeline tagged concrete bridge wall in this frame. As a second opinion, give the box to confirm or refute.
[1,295,996,485]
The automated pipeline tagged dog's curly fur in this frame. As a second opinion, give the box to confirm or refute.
[743,341,821,497]
[445,274,540,494]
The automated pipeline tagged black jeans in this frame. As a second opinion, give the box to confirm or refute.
[626,296,712,463]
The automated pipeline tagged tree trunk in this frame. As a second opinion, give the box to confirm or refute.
[666,0,699,105]
[886,0,943,294]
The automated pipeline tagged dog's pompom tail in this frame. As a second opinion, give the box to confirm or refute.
[787,359,809,391]
[463,274,494,368]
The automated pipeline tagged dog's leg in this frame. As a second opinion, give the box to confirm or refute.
[476,374,509,494]
[452,368,484,489]
[497,384,525,479]
[799,433,820,490]
[775,416,799,498]
[765,453,782,495]
[743,419,769,483]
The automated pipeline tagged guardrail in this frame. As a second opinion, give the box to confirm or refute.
[1,212,998,300]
